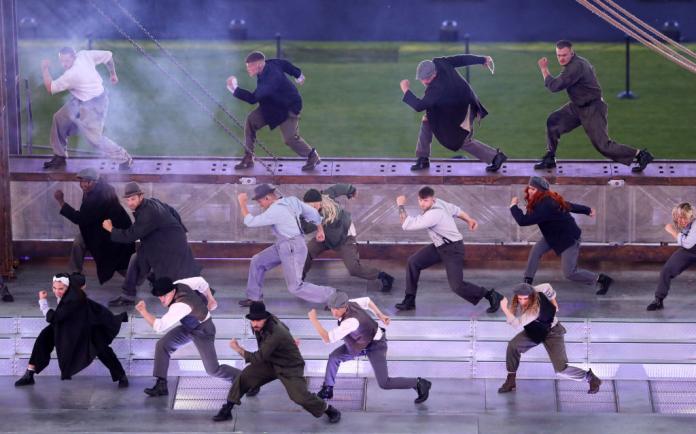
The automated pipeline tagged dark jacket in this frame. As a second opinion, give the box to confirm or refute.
[234,59,303,129]
[523,293,557,344]
[46,283,127,379]
[60,180,135,284]
[244,315,305,376]
[402,54,488,151]
[544,54,602,108]
[510,196,591,255]
[339,302,379,356]
[110,198,201,282]
[301,184,356,249]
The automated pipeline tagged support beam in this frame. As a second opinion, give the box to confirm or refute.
[0,0,19,277]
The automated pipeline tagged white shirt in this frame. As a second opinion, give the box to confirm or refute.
[244,196,322,240]
[152,278,212,333]
[678,223,696,249]
[327,297,384,343]
[51,50,113,101]
[38,298,54,317]
[401,199,463,246]
[507,283,559,329]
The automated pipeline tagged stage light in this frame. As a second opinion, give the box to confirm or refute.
[439,20,459,42]
[229,18,248,41]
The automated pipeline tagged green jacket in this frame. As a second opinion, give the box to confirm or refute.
[302,184,356,249]
[244,316,305,376]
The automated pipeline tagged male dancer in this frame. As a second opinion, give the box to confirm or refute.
[237,184,336,306]
[213,301,341,424]
[400,53,507,172]
[394,186,503,312]
[309,291,431,403]
[534,40,653,172]
[41,47,132,170]
[227,51,321,171]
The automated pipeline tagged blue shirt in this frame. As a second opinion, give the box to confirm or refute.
[244,196,321,240]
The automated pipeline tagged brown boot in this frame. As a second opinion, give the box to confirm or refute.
[587,369,602,394]
[497,373,516,393]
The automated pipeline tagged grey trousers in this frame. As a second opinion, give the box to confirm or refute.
[246,235,336,303]
[120,252,148,299]
[153,319,240,381]
[546,100,637,166]
[323,336,418,389]
[245,107,312,157]
[69,232,87,274]
[415,118,498,164]
[303,236,380,281]
[506,323,587,381]
[50,92,131,163]
[656,248,696,300]
[524,238,597,285]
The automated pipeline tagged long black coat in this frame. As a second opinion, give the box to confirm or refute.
[402,54,488,151]
[110,198,201,281]
[60,180,135,284]
[46,285,127,379]
[233,58,303,129]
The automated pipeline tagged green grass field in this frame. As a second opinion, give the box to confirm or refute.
[17,40,696,159]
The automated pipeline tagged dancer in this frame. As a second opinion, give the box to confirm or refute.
[55,168,134,285]
[41,47,132,170]
[213,301,341,424]
[400,53,507,172]
[134,277,246,397]
[237,184,336,306]
[510,176,613,294]
[497,283,602,394]
[103,182,201,306]
[302,184,394,291]
[647,202,696,311]
[534,40,653,172]
[394,186,503,312]
[227,51,321,171]
[15,273,129,387]
[0,275,13,302]
[309,292,431,403]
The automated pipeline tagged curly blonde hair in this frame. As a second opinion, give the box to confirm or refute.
[319,195,340,224]
[672,202,695,229]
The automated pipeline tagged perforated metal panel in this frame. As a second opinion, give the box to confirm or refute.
[651,381,696,414]
[556,379,616,413]
[0,317,16,334]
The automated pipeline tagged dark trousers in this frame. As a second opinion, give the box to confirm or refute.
[405,241,487,304]
[245,107,313,157]
[323,336,417,389]
[656,248,696,300]
[227,363,327,418]
[29,325,125,381]
[546,100,637,165]
[303,236,380,281]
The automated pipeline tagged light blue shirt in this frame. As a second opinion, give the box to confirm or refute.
[244,196,322,240]
[678,222,696,250]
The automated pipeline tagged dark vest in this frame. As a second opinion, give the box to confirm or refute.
[339,302,379,356]
[170,284,209,330]
[523,293,557,344]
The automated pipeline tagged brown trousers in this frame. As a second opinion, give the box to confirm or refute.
[245,107,312,157]
[303,236,380,281]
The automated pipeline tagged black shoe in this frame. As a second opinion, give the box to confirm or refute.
[485,289,503,314]
[301,148,321,171]
[0,284,13,302]
[414,377,431,403]
[234,153,254,170]
[395,295,416,311]
[486,151,507,172]
[246,385,260,397]
[533,152,556,170]
[647,297,664,311]
[378,272,394,292]
[144,378,168,397]
[324,405,341,424]
[118,157,133,171]
[14,370,35,387]
[317,384,334,400]
[523,277,533,285]
[632,149,654,173]
[498,373,516,393]
[587,369,602,394]
[108,295,135,307]
[238,298,259,307]
[595,274,613,295]
[212,401,234,422]
[43,155,66,169]
[117,374,129,388]
[410,157,430,171]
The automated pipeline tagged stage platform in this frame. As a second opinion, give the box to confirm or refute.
[9,156,696,263]
[2,258,696,432]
